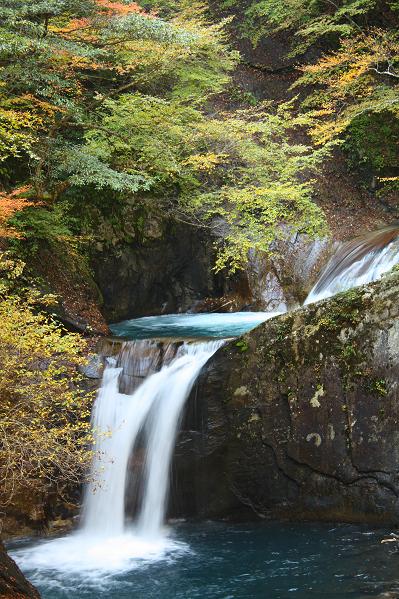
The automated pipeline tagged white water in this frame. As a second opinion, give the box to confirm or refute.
[83,340,223,540]
[12,339,224,573]
[305,232,399,304]
[9,225,399,586]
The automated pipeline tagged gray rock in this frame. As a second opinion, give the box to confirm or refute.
[91,223,249,322]
[79,354,104,379]
[171,270,399,523]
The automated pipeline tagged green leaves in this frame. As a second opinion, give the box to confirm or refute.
[84,94,202,191]
[0,0,236,195]
[102,10,198,44]
[83,93,327,269]
[226,0,398,54]
[211,181,327,272]
[54,143,154,192]
[1,0,327,271]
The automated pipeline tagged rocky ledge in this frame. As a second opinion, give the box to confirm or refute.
[172,269,399,524]
[0,541,40,598]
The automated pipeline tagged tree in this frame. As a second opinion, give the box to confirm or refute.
[293,28,399,192]
[0,255,93,506]
[82,95,328,270]
[222,0,399,55]
[297,29,399,141]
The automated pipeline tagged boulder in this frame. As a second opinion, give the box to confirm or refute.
[172,269,399,523]
[0,541,40,598]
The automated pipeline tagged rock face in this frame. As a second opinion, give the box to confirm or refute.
[91,223,250,322]
[0,541,40,598]
[247,235,333,311]
[172,270,399,523]
[90,219,336,322]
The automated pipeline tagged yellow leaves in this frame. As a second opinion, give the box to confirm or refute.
[0,105,39,162]
[311,118,351,145]
[0,252,25,281]
[305,53,346,73]
[0,105,41,129]
[11,94,61,120]
[337,58,370,86]
[183,152,228,172]
[53,49,102,72]
[0,292,94,504]
[298,29,399,143]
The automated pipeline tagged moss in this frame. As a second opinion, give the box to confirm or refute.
[305,288,365,337]
[240,274,399,408]
[275,319,292,341]
[367,378,389,397]
[235,339,249,352]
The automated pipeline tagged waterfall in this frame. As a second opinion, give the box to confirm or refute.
[82,339,224,541]
[305,224,399,304]
[11,313,283,574]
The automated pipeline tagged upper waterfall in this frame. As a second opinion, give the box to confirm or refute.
[305,224,399,304]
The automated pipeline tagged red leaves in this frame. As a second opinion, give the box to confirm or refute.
[95,0,145,15]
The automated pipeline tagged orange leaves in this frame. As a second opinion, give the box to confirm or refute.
[53,48,103,74]
[50,18,94,42]
[13,94,62,119]
[50,1,151,68]
[0,187,34,238]
[96,0,145,15]
[53,17,91,32]
[54,1,148,38]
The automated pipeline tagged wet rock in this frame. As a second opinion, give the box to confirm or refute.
[0,541,40,598]
[172,270,399,523]
[246,234,334,311]
[91,222,249,322]
[79,354,104,379]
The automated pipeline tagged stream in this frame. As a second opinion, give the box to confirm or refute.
[9,228,399,598]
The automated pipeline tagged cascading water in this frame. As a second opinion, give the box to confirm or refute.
[82,339,224,541]
[9,234,399,595]
[305,224,399,304]
[11,313,281,577]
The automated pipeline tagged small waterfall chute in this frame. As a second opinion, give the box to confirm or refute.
[305,224,399,304]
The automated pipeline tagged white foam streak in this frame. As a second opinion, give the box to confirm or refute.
[305,237,399,305]
[137,342,222,537]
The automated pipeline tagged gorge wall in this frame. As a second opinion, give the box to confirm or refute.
[172,270,399,524]
[91,222,251,322]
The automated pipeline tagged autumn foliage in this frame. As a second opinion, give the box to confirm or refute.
[96,0,145,15]
[0,188,34,238]
[0,274,93,506]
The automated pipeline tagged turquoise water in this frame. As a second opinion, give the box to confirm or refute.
[12,313,397,599]
[110,312,281,340]
[10,522,398,598]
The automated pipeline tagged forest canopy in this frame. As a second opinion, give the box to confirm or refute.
[0,0,328,272]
